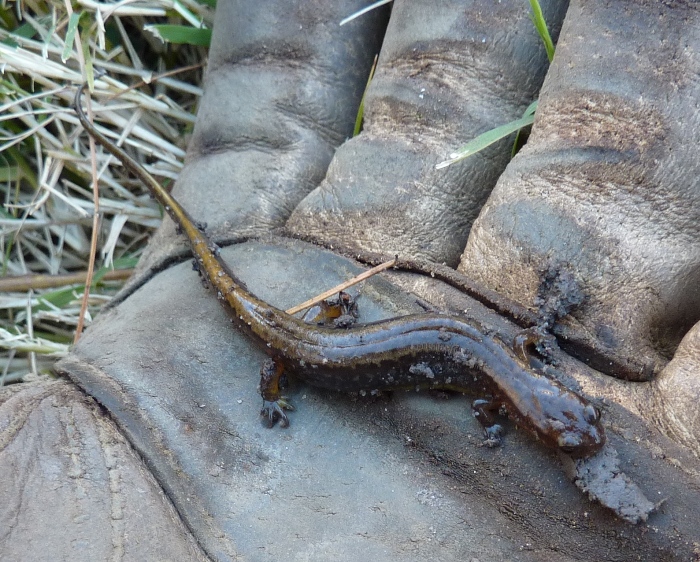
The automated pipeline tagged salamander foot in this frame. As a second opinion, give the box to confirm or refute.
[259,358,294,428]
[260,398,295,428]
[482,423,503,448]
[302,291,359,328]
[473,398,504,448]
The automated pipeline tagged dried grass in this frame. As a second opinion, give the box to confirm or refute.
[0,0,210,383]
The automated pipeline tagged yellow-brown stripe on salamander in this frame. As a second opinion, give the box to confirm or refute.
[74,84,604,457]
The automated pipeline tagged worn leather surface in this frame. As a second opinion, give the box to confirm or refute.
[57,239,700,560]
[286,0,569,265]
[132,0,389,281]
[3,0,700,559]
[0,379,208,561]
[460,0,700,379]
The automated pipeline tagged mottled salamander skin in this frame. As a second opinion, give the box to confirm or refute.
[74,84,605,457]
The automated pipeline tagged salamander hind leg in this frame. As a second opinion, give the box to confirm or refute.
[513,326,555,364]
[259,358,295,428]
[472,398,504,448]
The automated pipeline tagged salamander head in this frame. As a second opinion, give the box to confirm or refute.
[539,402,605,457]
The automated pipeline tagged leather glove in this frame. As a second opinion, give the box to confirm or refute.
[3,1,699,560]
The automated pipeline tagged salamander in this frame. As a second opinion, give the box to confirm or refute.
[74,84,605,457]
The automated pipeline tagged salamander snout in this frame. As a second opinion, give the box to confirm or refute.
[541,401,605,457]
[554,415,605,457]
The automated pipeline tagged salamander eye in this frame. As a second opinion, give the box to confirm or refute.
[583,404,599,425]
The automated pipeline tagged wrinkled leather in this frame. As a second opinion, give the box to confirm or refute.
[133,0,389,280]
[0,379,209,561]
[56,238,700,559]
[460,0,700,380]
[287,0,569,265]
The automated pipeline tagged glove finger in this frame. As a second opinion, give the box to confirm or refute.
[287,0,568,265]
[461,0,700,381]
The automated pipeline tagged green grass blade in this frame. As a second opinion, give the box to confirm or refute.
[2,22,36,47]
[62,12,82,62]
[529,0,555,63]
[33,287,83,312]
[0,166,20,182]
[92,257,139,285]
[11,22,37,39]
[436,113,535,169]
[29,259,137,313]
[511,100,538,156]
[81,24,95,88]
[522,99,538,118]
[353,55,378,137]
[5,145,38,188]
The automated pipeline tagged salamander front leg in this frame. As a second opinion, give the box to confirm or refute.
[302,291,358,328]
[259,358,295,428]
[472,398,504,448]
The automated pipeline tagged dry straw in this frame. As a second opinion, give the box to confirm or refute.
[0,0,210,383]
